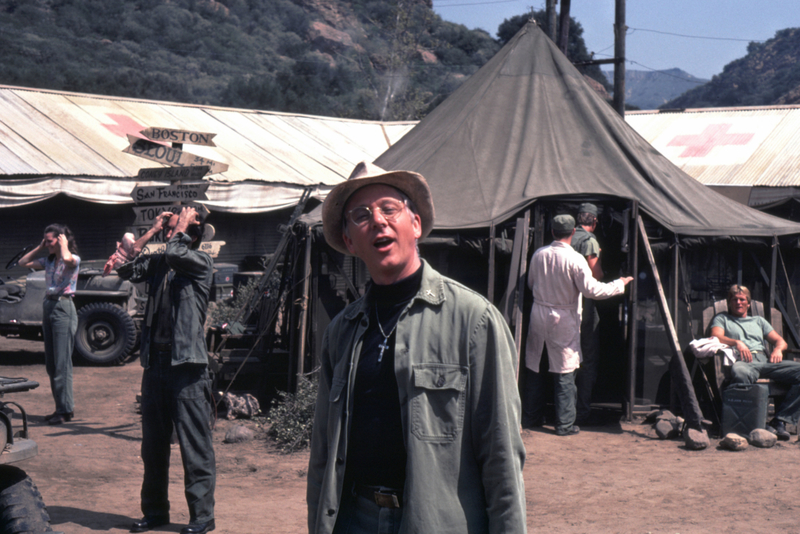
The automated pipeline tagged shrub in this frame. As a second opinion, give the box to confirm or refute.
[267,374,318,453]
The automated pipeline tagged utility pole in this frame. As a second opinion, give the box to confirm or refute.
[545,0,557,41]
[558,0,571,55]
[613,0,626,117]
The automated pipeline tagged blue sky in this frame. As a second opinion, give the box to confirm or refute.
[432,1,800,80]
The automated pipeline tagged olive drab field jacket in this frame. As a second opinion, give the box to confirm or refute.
[307,261,526,534]
[117,232,213,368]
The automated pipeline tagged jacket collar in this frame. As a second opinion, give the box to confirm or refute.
[344,259,445,321]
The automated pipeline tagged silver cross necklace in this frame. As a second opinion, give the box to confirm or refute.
[375,306,399,363]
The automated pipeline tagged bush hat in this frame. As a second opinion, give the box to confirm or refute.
[322,161,435,255]
[577,202,598,216]
[552,214,576,234]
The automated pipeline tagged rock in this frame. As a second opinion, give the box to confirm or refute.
[684,427,710,450]
[720,433,749,451]
[644,409,661,424]
[749,428,777,448]
[655,410,676,422]
[655,420,679,439]
[224,425,255,444]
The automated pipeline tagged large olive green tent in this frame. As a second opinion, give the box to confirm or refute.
[375,21,800,237]
[371,21,800,419]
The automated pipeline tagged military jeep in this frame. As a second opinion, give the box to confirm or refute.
[0,250,144,365]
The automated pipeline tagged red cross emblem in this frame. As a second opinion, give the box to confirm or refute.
[667,124,754,157]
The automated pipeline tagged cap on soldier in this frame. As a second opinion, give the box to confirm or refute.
[578,202,598,216]
[552,214,575,234]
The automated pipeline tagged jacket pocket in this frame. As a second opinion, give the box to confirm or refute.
[410,364,467,442]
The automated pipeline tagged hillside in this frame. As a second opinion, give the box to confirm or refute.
[663,27,800,109]
[0,0,607,121]
[603,68,707,110]
[0,0,499,121]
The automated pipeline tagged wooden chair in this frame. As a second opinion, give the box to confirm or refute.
[693,300,790,424]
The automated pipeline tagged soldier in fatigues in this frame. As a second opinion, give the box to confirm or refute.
[571,203,603,426]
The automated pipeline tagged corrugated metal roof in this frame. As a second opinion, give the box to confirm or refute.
[626,106,800,187]
[0,85,416,212]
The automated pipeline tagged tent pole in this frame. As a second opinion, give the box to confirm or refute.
[737,250,743,286]
[637,216,684,399]
[545,0,557,41]
[749,250,800,347]
[488,222,496,303]
[671,236,679,331]
[625,201,639,420]
[533,203,544,251]
[769,235,778,322]
[296,228,313,378]
[613,0,627,117]
[513,211,531,379]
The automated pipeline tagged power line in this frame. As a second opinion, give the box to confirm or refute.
[627,26,765,43]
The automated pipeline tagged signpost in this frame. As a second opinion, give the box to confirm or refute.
[137,166,209,181]
[140,128,217,147]
[123,135,229,174]
[122,127,225,259]
[132,183,210,204]
[139,241,226,258]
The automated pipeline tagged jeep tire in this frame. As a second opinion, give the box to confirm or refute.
[75,302,136,365]
[0,465,53,533]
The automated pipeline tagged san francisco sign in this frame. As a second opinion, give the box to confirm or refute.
[131,183,210,204]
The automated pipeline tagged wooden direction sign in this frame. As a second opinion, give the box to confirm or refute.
[138,240,226,258]
[132,202,209,226]
[132,183,210,204]
[132,205,181,226]
[137,166,210,181]
[140,128,217,147]
[123,135,229,175]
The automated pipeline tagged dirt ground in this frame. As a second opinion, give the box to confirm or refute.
[2,337,800,534]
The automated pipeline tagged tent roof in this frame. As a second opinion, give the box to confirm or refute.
[375,22,800,237]
[0,85,415,213]
[625,106,800,188]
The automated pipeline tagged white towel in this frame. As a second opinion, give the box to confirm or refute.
[689,337,739,366]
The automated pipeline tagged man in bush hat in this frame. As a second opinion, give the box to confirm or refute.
[524,214,632,436]
[307,162,526,534]
[571,202,603,425]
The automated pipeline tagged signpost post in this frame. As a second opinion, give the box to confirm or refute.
[123,128,226,258]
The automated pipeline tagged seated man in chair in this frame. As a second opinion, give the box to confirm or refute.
[710,284,800,440]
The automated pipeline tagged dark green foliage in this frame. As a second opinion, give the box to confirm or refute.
[0,0,501,120]
[267,375,318,453]
[209,278,260,327]
[663,27,800,109]
[0,0,616,118]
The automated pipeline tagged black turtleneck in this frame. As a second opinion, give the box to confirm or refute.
[345,264,423,490]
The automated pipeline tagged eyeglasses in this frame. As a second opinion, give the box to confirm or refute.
[346,199,407,227]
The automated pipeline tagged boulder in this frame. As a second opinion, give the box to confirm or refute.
[224,425,255,444]
[749,428,777,448]
[684,427,710,450]
[655,419,679,439]
[720,433,749,451]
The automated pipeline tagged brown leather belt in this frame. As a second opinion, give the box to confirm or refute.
[353,484,402,508]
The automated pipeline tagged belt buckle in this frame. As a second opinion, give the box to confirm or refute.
[373,490,400,508]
